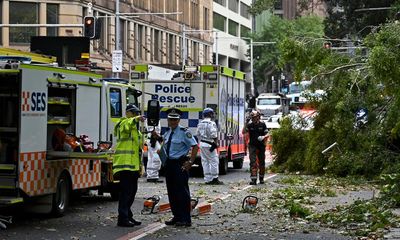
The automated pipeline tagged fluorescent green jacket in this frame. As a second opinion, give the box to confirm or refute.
[113,116,143,175]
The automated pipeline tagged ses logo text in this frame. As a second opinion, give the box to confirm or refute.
[21,91,46,115]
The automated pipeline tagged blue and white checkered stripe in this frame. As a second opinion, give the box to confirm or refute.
[155,110,203,136]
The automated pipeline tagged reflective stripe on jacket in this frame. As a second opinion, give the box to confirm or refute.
[113,116,142,174]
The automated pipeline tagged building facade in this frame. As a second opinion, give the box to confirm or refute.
[0,0,213,75]
[213,0,252,73]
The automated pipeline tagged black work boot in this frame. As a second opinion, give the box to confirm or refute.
[259,178,265,184]
[249,179,257,185]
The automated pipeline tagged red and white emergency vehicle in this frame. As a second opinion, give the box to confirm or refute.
[0,49,141,215]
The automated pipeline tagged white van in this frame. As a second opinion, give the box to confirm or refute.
[256,93,289,119]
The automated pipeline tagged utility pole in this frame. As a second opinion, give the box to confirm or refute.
[250,41,276,95]
[114,0,121,78]
[215,31,218,66]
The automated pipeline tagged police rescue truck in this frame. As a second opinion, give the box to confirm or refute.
[0,50,141,215]
[130,64,246,174]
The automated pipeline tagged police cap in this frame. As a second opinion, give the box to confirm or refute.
[166,107,182,119]
[126,104,140,113]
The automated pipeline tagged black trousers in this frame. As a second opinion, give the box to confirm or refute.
[118,170,139,221]
[165,158,191,223]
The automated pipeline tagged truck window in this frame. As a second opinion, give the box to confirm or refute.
[258,98,281,105]
[110,88,122,118]
[126,88,139,109]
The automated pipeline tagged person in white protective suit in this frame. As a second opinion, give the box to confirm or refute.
[196,108,223,185]
[146,126,163,183]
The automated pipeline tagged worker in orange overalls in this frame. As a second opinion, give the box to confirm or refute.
[242,110,269,185]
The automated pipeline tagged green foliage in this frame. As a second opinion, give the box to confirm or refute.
[380,174,400,207]
[272,19,400,180]
[249,0,276,15]
[270,117,308,172]
[288,201,311,218]
[252,15,324,88]
[312,199,399,237]
[324,0,400,39]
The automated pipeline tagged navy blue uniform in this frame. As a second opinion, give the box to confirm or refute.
[163,126,197,224]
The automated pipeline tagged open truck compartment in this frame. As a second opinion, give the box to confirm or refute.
[0,70,21,203]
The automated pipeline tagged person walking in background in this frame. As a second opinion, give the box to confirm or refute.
[146,127,163,183]
[113,104,145,227]
[242,110,268,185]
[162,108,198,227]
[196,108,223,185]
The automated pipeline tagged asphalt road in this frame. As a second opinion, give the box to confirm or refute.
[0,154,350,240]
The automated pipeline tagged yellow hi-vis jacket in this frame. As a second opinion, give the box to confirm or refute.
[113,116,143,175]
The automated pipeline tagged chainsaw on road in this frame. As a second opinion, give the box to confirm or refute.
[141,195,161,214]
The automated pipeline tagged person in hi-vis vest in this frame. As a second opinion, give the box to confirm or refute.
[113,104,145,227]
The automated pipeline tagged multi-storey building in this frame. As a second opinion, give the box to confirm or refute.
[255,0,326,32]
[213,0,252,73]
[0,0,213,76]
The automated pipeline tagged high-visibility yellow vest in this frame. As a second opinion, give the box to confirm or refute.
[113,116,143,175]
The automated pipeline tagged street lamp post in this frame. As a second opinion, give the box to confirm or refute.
[249,41,276,95]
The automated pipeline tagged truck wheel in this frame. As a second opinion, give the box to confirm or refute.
[233,158,244,169]
[52,172,70,217]
[219,157,228,175]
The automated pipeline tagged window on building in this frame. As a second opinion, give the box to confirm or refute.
[274,0,283,10]
[154,29,160,62]
[213,13,226,32]
[168,34,175,63]
[213,0,226,6]
[203,45,209,64]
[203,7,209,30]
[240,25,251,38]
[9,2,39,44]
[138,25,143,60]
[228,20,238,36]
[180,0,190,25]
[191,1,199,29]
[228,0,238,13]
[136,0,147,10]
[47,4,59,36]
[120,19,126,53]
[166,0,177,21]
[151,0,163,13]
[240,2,250,19]
[192,42,198,65]
[98,12,107,52]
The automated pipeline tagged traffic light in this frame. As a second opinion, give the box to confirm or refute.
[323,41,332,49]
[84,16,96,39]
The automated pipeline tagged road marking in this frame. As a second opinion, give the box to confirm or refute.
[116,222,166,240]
[118,173,278,240]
